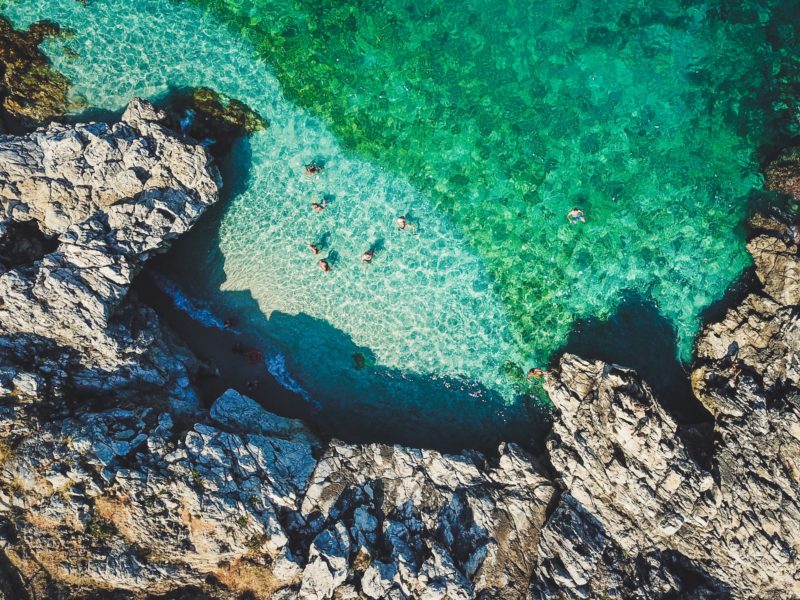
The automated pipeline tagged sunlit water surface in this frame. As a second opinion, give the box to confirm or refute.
[3,0,797,447]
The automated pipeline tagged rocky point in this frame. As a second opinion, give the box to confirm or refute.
[0,99,797,599]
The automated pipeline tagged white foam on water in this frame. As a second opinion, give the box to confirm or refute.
[148,272,227,331]
[265,352,319,410]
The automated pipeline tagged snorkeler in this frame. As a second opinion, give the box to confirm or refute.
[307,243,321,255]
[311,200,326,212]
[361,248,375,262]
[305,163,323,176]
[527,368,546,381]
[567,208,586,224]
[179,108,195,134]
[319,259,332,272]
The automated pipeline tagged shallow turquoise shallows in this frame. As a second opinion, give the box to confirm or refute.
[3,0,797,447]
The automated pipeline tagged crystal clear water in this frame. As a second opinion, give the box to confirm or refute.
[3,0,798,447]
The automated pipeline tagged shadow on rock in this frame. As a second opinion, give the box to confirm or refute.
[558,294,717,468]
[559,293,709,424]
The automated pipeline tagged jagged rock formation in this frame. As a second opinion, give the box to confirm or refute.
[0,102,797,599]
[0,391,314,596]
[538,213,800,599]
[0,389,555,599]
[764,147,800,200]
[0,97,218,413]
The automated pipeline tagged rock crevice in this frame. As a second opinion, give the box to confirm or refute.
[0,101,797,599]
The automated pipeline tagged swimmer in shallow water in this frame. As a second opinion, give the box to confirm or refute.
[396,215,416,230]
[305,163,323,175]
[307,243,320,255]
[319,258,332,272]
[361,248,375,262]
[311,200,326,212]
[567,208,586,224]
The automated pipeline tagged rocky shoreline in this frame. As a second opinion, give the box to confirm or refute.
[0,100,797,599]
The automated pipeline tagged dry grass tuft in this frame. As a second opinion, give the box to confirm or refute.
[215,558,284,599]
[0,440,13,469]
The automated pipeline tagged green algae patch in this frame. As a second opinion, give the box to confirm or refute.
[0,15,70,131]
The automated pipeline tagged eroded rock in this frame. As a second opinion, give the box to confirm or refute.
[0,97,219,411]
[539,212,800,599]
[1,99,798,600]
[764,147,800,200]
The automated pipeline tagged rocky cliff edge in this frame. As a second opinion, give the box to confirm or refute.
[0,101,796,599]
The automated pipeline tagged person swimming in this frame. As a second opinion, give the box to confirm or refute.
[179,108,195,134]
[319,258,332,272]
[361,248,375,262]
[305,163,323,175]
[311,200,326,212]
[307,243,321,255]
[396,215,416,230]
[567,208,586,224]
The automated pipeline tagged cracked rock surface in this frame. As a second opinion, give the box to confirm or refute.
[538,213,800,600]
[0,102,797,599]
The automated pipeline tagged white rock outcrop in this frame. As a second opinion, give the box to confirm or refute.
[0,101,797,600]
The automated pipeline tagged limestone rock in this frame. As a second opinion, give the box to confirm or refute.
[539,212,800,599]
[746,214,800,306]
[0,396,318,593]
[298,440,555,599]
[0,97,219,411]
[764,147,800,199]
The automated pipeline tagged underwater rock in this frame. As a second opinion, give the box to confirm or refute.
[164,86,268,157]
[0,16,70,132]
[764,147,800,199]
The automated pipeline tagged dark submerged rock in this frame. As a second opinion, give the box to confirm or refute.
[0,16,70,133]
[164,86,268,157]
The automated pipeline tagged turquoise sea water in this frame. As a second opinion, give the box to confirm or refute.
[3,0,798,447]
